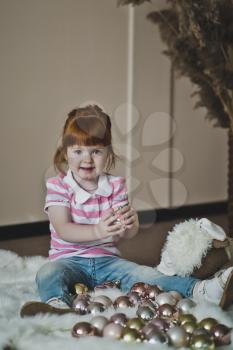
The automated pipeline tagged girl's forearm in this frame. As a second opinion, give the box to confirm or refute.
[56,222,99,243]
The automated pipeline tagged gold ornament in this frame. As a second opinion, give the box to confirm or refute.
[190,334,215,350]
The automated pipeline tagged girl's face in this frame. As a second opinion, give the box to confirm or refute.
[66,144,109,185]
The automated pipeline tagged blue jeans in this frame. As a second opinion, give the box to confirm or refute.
[36,256,199,306]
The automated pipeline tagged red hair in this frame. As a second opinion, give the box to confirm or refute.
[54,105,117,173]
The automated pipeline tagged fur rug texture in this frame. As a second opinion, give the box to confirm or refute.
[1,249,233,350]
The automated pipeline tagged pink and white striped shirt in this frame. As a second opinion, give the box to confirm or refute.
[44,169,128,261]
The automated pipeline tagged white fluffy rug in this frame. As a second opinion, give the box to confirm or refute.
[1,249,233,350]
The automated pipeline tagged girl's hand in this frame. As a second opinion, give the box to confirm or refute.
[115,205,139,238]
[118,205,138,229]
[94,210,126,239]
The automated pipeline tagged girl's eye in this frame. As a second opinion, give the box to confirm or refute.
[74,150,82,155]
[93,149,102,155]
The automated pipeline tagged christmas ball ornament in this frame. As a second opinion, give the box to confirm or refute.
[198,318,218,332]
[140,300,156,310]
[192,328,210,337]
[110,313,128,327]
[144,285,161,300]
[167,326,188,348]
[92,295,112,308]
[141,323,157,337]
[87,302,105,315]
[73,298,89,315]
[211,324,231,346]
[170,291,183,301]
[127,291,141,305]
[94,280,121,290]
[103,322,124,339]
[179,313,197,326]
[157,303,177,318]
[145,328,168,345]
[176,298,196,313]
[114,295,133,309]
[182,321,197,335]
[130,282,148,296]
[72,322,97,338]
[74,283,89,295]
[136,305,156,321]
[155,292,177,306]
[190,334,215,350]
[121,327,142,342]
[127,317,145,331]
[90,315,108,334]
[150,317,170,332]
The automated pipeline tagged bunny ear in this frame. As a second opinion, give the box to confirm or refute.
[198,218,226,241]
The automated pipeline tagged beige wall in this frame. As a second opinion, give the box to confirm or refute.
[0,0,227,227]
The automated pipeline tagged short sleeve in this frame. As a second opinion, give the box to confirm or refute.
[44,177,71,213]
[111,177,129,209]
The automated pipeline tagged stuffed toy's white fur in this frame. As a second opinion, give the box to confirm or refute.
[157,218,227,277]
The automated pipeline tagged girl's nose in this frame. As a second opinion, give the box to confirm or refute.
[83,152,92,161]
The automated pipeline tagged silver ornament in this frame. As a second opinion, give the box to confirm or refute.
[103,322,124,339]
[90,315,108,334]
[146,328,168,345]
[110,312,128,327]
[176,298,196,313]
[155,292,177,306]
[136,305,156,321]
[87,301,105,315]
[92,295,112,308]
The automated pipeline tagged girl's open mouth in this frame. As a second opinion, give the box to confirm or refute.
[80,167,95,172]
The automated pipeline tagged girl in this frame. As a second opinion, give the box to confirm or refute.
[21,104,233,316]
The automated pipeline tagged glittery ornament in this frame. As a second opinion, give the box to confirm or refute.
[139,300,156,310]
[127,317,145,331]
[110,312,128,327]
[130,282,148,296]
[136,305,156,321]
[94,280,121,291]
[167,326,189,348]
[114,295,133,309]
[211,324,231,346]
[90,316,108,334]
[72,322,97,338]
[127,291,141,305]
[179,313,197,326]
[143,285,161,300]
[176,298,196,313]
[74,283,89,295]
[190,334,215,350]
[92,295,113,308]
[155,292,177,306]
[198,318,218,332]
[103,322,124,339]
[121,327,142,342]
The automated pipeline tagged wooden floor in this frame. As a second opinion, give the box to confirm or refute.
[1,214,228,267]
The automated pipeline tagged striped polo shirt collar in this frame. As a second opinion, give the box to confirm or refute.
[63,169,113,204]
